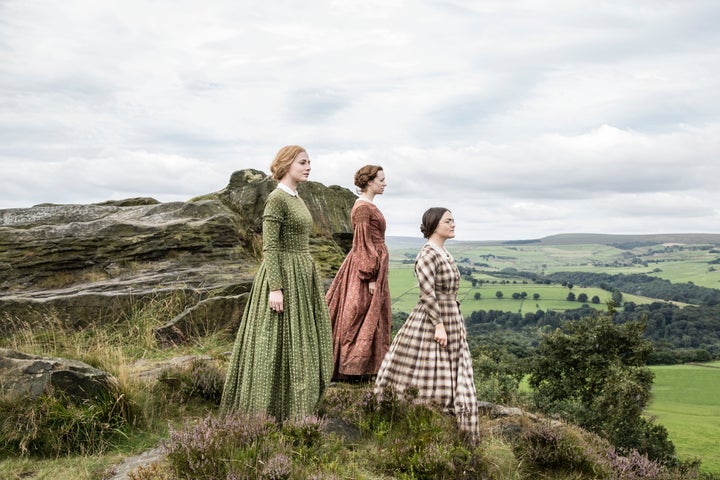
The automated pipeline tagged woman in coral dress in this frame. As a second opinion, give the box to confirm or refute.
[221,145,333,422]
[326,165,391,382]
[374,207,479,442]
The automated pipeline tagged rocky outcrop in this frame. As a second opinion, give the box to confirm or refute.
[154,291,251,346]
[214,169,354,242]
[0,199,242,287]
[0,169,356,338]
[0,347,119,402]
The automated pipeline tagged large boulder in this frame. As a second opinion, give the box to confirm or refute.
[0,199,242,288]
[154,291,251,346]
[215,169,354,242]
[0,347,119,402]
[0,169,356,337]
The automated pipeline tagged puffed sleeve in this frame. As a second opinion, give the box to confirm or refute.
[415,246,442,326]
[351,204,380,281]
[262,193,285,291]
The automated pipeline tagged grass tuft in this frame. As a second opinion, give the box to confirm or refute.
[155,358,226,405]
[0,388,140,458]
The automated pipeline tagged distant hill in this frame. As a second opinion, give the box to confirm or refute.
[530,233,720,246]
[388,233,720,249]
[385,236,427,250]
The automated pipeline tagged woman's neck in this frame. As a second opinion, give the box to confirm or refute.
[428,234,446,249]
[280,179,298,192]
[359,191,375,202]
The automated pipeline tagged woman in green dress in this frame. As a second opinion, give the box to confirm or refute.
[220,145,333,421]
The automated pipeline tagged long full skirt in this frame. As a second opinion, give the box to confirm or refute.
[374,298,479,441]
[326,247,391,379]
[220,252,333,421]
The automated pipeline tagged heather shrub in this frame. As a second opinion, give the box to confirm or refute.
[155,358,225,405]
[163,412,334,479]
[379,439,487,480]
[605,448,663,479]
[512,420,607,477]
[128,462,174,480]
[512,419,704,480]
[317,382,374,427]
[346,385,490,479]
[601,448,710,480]
[164,412,275,479]
[280,414,325,449]
[0,388,138,457]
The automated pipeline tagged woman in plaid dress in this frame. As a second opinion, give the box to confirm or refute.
[374,207,480,442]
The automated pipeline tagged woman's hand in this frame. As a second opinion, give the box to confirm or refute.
[368,281,376,295]
[269,290,284,313]
[434,323,447,348]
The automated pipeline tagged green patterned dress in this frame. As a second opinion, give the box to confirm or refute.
[220,187,333,421]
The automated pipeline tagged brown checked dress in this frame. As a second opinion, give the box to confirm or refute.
[374,242,480,441]
[326,200,391,380]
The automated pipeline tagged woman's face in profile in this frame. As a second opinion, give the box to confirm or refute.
[286,152,311,183]
[366,170,386,195]
[434,211,456,240]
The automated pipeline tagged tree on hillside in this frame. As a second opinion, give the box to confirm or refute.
[577,292,588,303]
[528,312,676,465]
[566,292,576,301]
[612,289,623,305]
[495,291,503,299]
[591,295,600,304]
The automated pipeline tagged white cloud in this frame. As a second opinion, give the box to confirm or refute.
[1,0,719,240]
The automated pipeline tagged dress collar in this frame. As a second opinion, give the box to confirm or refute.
[427,241,453,261]
[277,182,298,197]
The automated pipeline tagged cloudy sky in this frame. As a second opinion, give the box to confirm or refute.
[1,0,718,240]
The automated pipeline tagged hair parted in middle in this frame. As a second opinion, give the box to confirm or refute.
[270,145,306,181]
[420,207,451,238]
[354,165,383,191]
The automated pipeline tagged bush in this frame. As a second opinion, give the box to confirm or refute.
[163,412,334,480]
[0,388,138,457]
[471,347,526,405]
[528,313,679,464]
[512,420,707,480]
[164,412,275,479]
[512,421,607,477]
[155,358,225,405]
[353,386,490,479]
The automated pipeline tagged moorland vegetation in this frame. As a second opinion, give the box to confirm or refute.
[1,299,715,479]
[2,226,719,478]
[388,235,720,475]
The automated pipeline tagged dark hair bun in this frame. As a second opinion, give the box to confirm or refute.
[420,207,449,239]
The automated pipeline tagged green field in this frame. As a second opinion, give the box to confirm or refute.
[389,239,720,290]
[390,260,663,316]
[389,238,720,474]
[647,362,720,474]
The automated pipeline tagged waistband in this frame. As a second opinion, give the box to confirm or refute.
[435,292,456,300]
